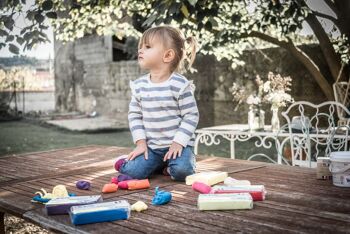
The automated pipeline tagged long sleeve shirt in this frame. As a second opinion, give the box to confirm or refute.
[128,72,199,149]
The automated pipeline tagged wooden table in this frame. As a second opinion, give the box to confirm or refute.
[0,145,349,233]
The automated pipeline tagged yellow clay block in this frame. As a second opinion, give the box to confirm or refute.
[186,171,228,186]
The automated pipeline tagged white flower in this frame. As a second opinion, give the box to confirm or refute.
[246,94,261,105]
[265,91,293,108]
[263,81,271,93]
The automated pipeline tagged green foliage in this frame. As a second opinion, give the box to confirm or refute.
[252,0,309,34]
[50,0,350,68]
[333,35,350,64]
[0,0,54,53]
[1,0,349,70]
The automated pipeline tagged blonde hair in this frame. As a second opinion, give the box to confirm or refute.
[139,25,197,73]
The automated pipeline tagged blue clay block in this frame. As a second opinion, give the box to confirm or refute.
[151,187,172,205]
[72,209,128,225]
[70,200,131,225]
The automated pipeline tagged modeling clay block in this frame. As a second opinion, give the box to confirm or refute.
[131,201,148,212]
[32,193,76,204]
[128,179,150,190]
[118,180,137,189]
[70,200,131,225]
[76,180,91,190]
[224,177,251,186]
[192,182,212,194]
[52,185,69,198]
[197,193,253,211]
[185,171,228,186]
[110,177,118,185]
[118,174,133,182]
[35,185,69,201]
[102,183,118,193]
[152,187,172,205]
[211,185,266,201]
[46,195,102,215]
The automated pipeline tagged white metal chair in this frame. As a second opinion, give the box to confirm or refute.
[333,81,350,126]
[327,125,350,155]
[281,101,350,168]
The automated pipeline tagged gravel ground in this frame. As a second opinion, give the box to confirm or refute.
[4,214,52,234]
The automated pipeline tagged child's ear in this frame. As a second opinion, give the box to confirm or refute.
[163,49,175,63]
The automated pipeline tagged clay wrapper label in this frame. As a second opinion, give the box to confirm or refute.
[199,193,252,201]
[71,200,130,214]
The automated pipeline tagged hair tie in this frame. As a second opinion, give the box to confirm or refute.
[186,36,193,44]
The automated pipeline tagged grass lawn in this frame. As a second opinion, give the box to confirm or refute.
[0,120,133,156]
[0,120,278,162]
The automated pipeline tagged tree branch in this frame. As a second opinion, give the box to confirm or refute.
[311,10,338,25]
[305,13,343,81]
[244,31,334,100]
[295,0,343,82]
[242,31,289,49]
[332,0,350,39]
[324,0,341,19]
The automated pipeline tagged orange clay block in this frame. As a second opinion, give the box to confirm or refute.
[102,183,118,193]
[127,179,150,190]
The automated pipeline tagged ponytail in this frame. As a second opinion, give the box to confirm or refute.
[184,36,197,71]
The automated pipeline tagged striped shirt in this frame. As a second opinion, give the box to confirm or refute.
[128,72,199,149]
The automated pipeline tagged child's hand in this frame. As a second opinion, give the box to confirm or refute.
[164,142,183,161]
[128,139,148,161]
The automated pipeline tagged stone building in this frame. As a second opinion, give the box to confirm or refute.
[54,35,327,128]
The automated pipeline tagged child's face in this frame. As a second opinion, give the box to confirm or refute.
[138,35,171,71]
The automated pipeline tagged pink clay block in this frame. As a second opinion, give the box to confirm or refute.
[192,181,212,194]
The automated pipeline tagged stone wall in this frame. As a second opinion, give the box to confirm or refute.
[192,45,329,127]
[54,35,113,113]
[54,35,327,128]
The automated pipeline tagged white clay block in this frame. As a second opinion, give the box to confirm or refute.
[197,193,253,211]
[186,171,228,186]
[224,177,251,186]
[212,185,266,194]
[211,185,266,201]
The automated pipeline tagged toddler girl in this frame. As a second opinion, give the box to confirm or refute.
[114,25,199,182]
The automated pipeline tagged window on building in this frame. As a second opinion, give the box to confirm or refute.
[112,36,138,61]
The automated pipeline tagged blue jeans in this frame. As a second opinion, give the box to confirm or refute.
[119,146,196,181]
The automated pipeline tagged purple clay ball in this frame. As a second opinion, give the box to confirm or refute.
[76,180,91,190]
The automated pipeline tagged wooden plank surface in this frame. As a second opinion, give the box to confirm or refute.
[0,145,349,233]
[0,145,129,186]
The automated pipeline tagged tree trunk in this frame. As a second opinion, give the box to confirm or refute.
[333,0,350,39]
[319,0,350,81]
[285,41,334,100]
[246,31,334,100]
[296,0,345,83]
[305,14,344,82]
